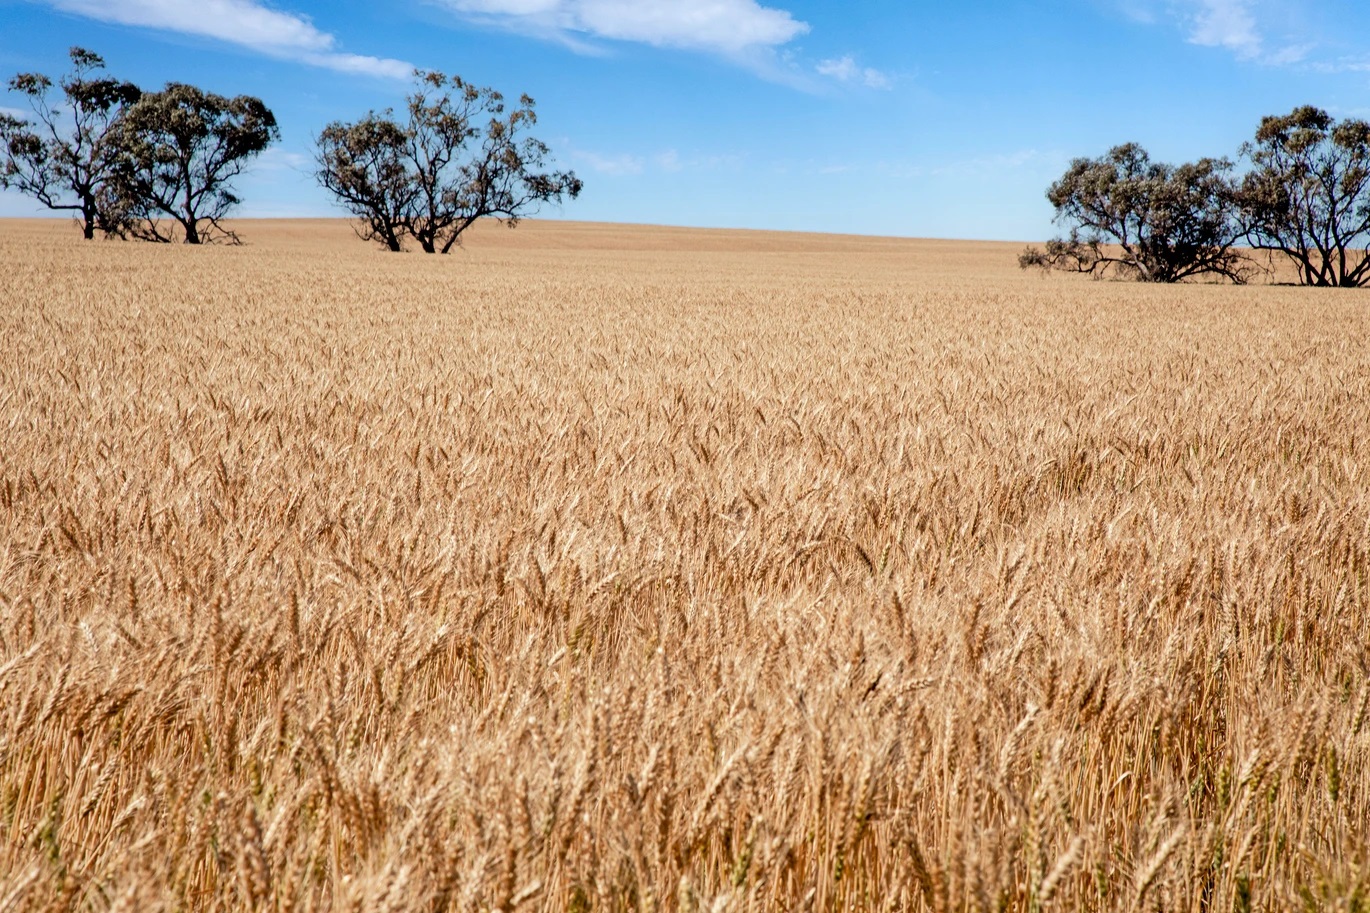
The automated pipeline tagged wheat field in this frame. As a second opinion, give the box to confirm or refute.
[1,217,1368,912]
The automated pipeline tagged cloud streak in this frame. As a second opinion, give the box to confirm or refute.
[1187,0,1261,58]
[816,56,892,89]
[575,149,646,175]
[43,0,414,79]
[1120,0,1317,66]
[440,0,809,55]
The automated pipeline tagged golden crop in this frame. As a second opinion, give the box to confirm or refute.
[1,218,1368,911]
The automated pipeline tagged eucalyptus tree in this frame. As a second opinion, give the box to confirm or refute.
[111,83,278,244]
[0,47,141,238]
[317,71,582,253]
[1239,106,1370,287]
[1021,143,1249,283]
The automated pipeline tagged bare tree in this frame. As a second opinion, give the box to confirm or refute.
[316,71,582,253]
[1239,106,1370,287]
[0,47,140,239]
[1021,144,1250,283]
[111,83,278,244]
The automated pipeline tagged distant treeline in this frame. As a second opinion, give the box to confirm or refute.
[7,48,1369,283]
[0,48,580,252]
[1023,109,1370,287]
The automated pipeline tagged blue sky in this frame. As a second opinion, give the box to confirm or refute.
[3,0,1370,240]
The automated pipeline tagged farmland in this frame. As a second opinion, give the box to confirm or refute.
[2,218,1369,911]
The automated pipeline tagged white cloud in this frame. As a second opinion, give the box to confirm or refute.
[1111,0,1311,65]
[441,0,808,54]
[43,0,414,79]
[816,55,892,89]
[1114,0,1333,67]
[0,106,29,121]
[1180,0,1325,66]
[1187,0,1261,58]
[1265,42,1313,66]
[298,52,412,80]
[816,56,856,80]
[861,68,892,90]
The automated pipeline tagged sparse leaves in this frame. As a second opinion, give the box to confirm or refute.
[315,71,582,253]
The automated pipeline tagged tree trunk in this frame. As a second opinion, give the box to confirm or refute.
[79,193,96,239]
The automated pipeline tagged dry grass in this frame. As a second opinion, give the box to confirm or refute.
[2,217,1369,912]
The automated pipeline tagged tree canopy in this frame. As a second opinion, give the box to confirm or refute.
[0,47,141,239]
[316,71,582,253]
[1239,106,1370,288]
[110,83,279,244]
[1021,144,1249,283]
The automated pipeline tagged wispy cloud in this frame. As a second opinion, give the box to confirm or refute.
[1187,0,1261,58]
[438,0,809,55]
[1314,59,1370,75]
[42,0,415,79]
[571,145,744,176]
[816,56,892,90]
[0,106,29,121]
[574,150,646,176]
[253,147,313,173]
[1120,0,1318,66]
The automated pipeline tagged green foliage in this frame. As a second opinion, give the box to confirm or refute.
[110,83,279,245]
[316,71,583,253]
[1239,106,1370,287]
[315,115,415,252]
[1022,144,1250,283]
[0,47,140,239]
